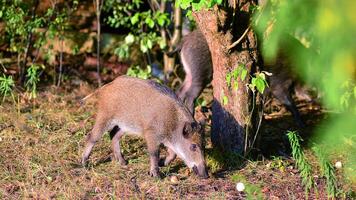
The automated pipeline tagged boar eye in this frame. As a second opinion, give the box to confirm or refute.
[190,144,197,152]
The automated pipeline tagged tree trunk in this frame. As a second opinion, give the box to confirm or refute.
[194,2,259,153]
[163,4,182,74]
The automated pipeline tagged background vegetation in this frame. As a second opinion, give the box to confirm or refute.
[0,0,355,199]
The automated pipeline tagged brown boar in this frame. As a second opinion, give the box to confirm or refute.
[167,29,213,114]
[81,76,208,178]
[169,29,313,127]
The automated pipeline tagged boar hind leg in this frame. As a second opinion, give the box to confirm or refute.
[145,133,161,177]
[82,118,108,165]
[272,88,305,128]
[110,127,127,165]
[178,84,204,114]
[184,85,204,114]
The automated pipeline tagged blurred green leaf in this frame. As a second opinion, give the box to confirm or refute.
[125,34,135,44]
[145,17,155,28]
[130,13,139,25]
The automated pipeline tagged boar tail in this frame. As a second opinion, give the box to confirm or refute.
[80,82,112,105]
[80,92,96,105]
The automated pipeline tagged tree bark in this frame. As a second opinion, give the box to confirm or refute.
[193,1,259,153]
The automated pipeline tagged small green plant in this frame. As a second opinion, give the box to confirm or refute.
[249,72,269,94]
[312,146,338,199]
[225,64,270,154]
[25,64,43,99]
[225,64,248,91]
[268,156,289,172]
[126,65,152,79]
[287,131,315,196]
[205,148,243,173]
[0,74,15,102]
[230,173,264,199]
[195,96,207,108]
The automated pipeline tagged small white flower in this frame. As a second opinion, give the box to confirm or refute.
[236,182,245,192]
[335,161,342,169]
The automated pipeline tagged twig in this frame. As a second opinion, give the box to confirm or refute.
[93,0,103,87]
[0,59,7,73]
[228,26,250,50]
[57,38,64,86]
[251,95,264,149]
[149,0,172,40]
[244,90,255,154]
[20,0,40,84]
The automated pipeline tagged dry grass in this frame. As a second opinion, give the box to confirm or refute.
[0,85,353,199]
[0,87,242,199]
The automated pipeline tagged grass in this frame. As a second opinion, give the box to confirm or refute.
[0,87,243,199]
[0,86,354,199]
[312,146,338,199]
[230,173,263,200]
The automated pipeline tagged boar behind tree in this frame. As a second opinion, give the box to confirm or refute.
[168,30,213,114]
[81,76,208,178]
[171,29,308,127]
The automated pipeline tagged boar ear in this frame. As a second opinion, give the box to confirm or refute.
[183,122,201,139]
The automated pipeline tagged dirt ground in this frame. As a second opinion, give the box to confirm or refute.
[0,83,354,199]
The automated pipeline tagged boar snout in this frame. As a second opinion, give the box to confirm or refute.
[192,163,209,179]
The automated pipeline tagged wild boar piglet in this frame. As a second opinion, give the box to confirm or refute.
[81,76,208,178]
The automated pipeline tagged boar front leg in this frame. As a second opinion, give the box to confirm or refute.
[82,118,108,165]
[145,133,160,177]
[159,147,177,166]
[110,127,127,165]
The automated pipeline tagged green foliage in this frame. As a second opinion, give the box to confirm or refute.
[225,64,269,95]
[104,0,170,57]
[1,0,42,53]
[268,156,289,172]
[224,64,269,154]
[25,64,43,99]
[287,131,315,195]
[312,146,338,199]
[176,0,223,11]
[205,148,243,173]
[230,173,264,199]
[225,64,248,91]
[254,0,356,183]
[126,65,152,80]
[195,96,207,107]
[0,74,15,102]
[249,72,269,94]
[0,0,77,95]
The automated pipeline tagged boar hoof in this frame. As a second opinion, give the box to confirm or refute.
[119,159,128,166]
[158,158,165,167]
[149,170,160,178]
[111,155,128,165]
[81,158,88,167]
